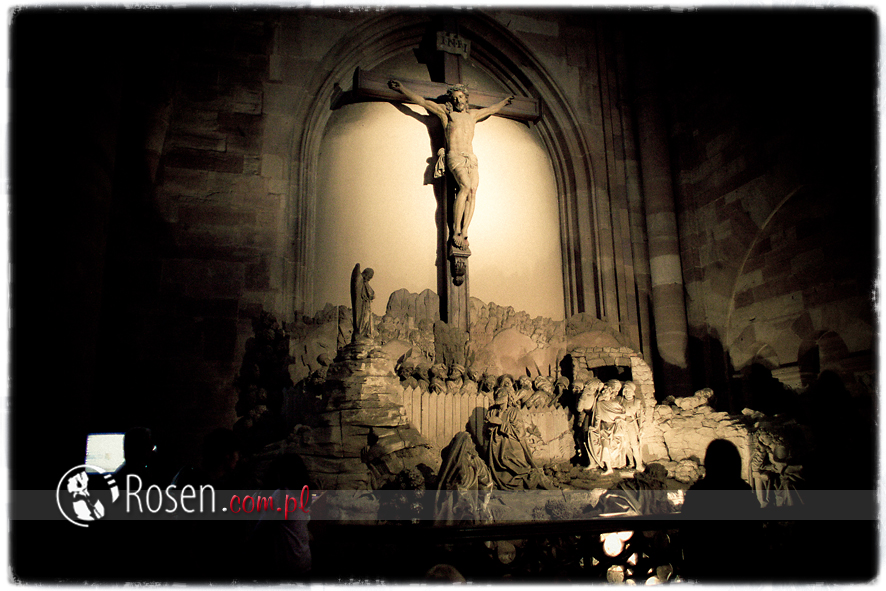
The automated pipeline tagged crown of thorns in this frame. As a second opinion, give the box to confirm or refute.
[447,84,469,98]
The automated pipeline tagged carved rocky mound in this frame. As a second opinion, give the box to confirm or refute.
[385,288,440,323]
[480,327,564,378]
[470,298,565,345]
[287,318,339,386]
[301,289,571,383]
[566,313,630,348]
[644,389,752,483]
[283,342,440,490]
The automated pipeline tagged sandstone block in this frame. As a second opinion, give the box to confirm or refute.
[317,412,342,429]
[329,473,374,492]
[334,432,370,457]
[340,406,406,427]
[674,396,707,411]
[302,454,367,475]
[300,425,341,445]
[165,148,245,174]
[674,458,702,484]
[679,417,704,429]
[644,440,670,461]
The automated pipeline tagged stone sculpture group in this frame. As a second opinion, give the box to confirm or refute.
[577,379,645,475]
[394,354,650,494]
[750,427,804,507]
[396,359,567,409]
[336,268,802,520]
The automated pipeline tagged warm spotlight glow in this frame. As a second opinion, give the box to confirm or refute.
[603,533,625,557]
[314,98,565,320]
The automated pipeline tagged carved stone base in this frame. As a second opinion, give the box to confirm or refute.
[448,242,471,286]
[283,349,440,490]
[338,337,380,361]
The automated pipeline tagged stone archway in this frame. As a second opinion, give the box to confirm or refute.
[798,329,851,387]
[567,337,656,438]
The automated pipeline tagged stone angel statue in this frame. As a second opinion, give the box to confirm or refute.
[350,263,375,342]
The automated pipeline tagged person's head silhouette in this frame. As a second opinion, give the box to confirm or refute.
[123,427,155,468]
[701,439,743,484]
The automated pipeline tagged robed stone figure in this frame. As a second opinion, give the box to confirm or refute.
[484,388,555,490]
[350,264,375,342]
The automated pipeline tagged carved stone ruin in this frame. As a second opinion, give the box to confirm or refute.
[280,338,440,490]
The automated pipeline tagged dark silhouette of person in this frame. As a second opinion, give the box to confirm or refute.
[114,427,164,489]
[803,370,872,489]
[173,427,253,490]
[245,454,313,580]
[169,428,255,580]
[680,439,761,582]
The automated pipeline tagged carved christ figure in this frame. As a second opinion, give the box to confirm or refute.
[388,80,514,248]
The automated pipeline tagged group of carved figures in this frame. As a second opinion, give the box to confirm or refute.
[434,376,648,524]
[434,390,555,525]
[750,427,803,508]
[396,361,569,408]
[576,379,645,475]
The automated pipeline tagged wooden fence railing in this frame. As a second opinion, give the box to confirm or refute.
[400,388,574,463]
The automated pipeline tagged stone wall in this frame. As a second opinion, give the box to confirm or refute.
[656,12,876,405]
[643,390,752,482]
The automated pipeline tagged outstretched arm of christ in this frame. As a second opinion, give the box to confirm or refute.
[388,79,447,120]
[473,95,515,122]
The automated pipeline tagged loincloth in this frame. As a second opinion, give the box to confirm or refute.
[434,150,478,178]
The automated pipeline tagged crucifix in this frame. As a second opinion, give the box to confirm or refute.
[349,24,540,332]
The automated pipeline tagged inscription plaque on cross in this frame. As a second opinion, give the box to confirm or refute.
[350,27,540,332]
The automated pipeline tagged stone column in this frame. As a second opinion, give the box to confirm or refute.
[634,50,691,397]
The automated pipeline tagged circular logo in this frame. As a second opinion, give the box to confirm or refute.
[56,465,120,527]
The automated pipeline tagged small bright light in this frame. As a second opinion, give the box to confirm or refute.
[606,565,625,583]
[628,553,638,565]
[668,489,685,508]
[84,433,125,473]
[603,533,624,557]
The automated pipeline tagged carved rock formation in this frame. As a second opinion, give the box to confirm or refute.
[284,340,440,489]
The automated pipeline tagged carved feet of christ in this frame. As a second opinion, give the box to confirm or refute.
[452,233,469,249]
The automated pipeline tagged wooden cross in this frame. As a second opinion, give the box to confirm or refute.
[351,68,541,123]
[344,23,540,333]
